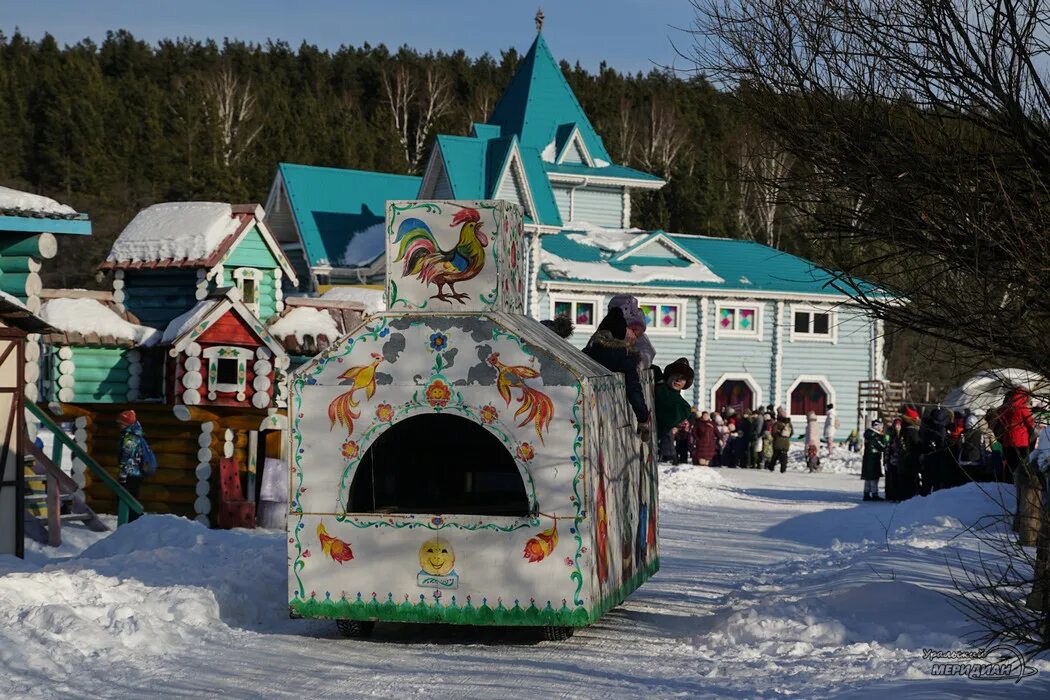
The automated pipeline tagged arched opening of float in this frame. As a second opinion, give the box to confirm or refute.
[347,413,529,516]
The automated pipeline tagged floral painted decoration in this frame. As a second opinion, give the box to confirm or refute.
[375,403,394,422]
[428,332,448,352]
[425,380,452,408]
[516,442,535,462]
[341,439,360,460]
[479,404,499,424]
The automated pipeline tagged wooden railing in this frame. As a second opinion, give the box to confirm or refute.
[26,401,144,525]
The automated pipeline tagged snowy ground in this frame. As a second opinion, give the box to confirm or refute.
[2,449,1049,698]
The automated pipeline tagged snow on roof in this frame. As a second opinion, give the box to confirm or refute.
[541,140,557,163]
[562,222,647,252]
[160,299,214,346]
[268,307,341,344]
[107,202,239,264]
[0,290,27,310]
[0,185,78,217]
[542,223,724,285]
[39,298,158,346]
[340,222,386,267]
[319,286,386,314]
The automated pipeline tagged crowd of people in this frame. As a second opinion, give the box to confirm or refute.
[860,387,1041,503]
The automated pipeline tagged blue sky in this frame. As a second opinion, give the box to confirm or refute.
[0,0,698,74]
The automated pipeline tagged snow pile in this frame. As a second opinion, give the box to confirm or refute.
[659,463,736,507]
[39,298,159,346]
[268,307,340,344]
[0,516,287,689]
[107,202,238,263]
[594,158,611,168]
[320,286,386,313]
[0,185,77,216]
[785,441,863,474]
[340,221,386,267]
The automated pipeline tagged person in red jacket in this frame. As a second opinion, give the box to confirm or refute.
[692,411,718,465]
[997,387,1035,479]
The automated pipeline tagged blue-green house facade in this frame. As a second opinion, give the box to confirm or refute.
[260,28,885,438]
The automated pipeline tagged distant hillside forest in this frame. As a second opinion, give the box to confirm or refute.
[0,29,952,391]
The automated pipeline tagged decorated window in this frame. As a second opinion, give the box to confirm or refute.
[792,306,836,341]
[202,346,254,397]
[233,268,262,315]
[550,297,600,329]
[638,299,685,335]
[715,303,760,338]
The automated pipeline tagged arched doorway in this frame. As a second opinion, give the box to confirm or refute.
[347,413,529,517]
[714,380,754,412]
[790,381,828,416]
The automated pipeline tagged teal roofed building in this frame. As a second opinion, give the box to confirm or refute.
[261,17,886,437]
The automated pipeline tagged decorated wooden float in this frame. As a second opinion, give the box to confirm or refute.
[287,200,659,638]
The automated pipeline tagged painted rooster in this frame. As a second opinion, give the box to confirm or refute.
[328,352,382,433]
[488,352,554,443]
[393,207,488,303]
[523,523,559,563]
[317,522,354,564]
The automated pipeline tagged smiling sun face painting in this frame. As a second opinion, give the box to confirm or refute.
[418,538,455,576]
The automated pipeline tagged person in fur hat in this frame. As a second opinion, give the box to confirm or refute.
[607,294,656,370]
[655,358,694,462]
[583,307,651,438]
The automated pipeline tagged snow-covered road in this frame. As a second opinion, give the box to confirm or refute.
[3,460,1048,698]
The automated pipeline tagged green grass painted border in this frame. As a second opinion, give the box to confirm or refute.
[288,557,660,628]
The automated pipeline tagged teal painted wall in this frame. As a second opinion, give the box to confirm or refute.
[0,233,44,304]
[123,269,198,328]
[573,186,623,227]
[221,225,282,322]
[50,346,130,404]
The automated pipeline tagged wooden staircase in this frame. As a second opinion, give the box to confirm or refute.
[23,431,109,546]
[23,402,143,545]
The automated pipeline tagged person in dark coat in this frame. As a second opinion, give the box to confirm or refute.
[922,405,954,492]
[958,412,987,482]
[692,411,718,465]
[770,412,793,473]
[738,408,756,468]
[583,308,650,438]
[884,418,904,501]
[654,358,694,462]
[898,406,924,499]
[862,419,888,501]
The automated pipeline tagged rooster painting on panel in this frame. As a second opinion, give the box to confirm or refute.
[393,207,488,303]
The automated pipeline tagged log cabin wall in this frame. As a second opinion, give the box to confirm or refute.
[53,402,282,525]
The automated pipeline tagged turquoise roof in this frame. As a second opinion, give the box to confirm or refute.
[0,214,91,236]
[540,229,878,297]
[488,34,613,163]
[278,163,421,267]
[433,133,563,227]
[544,161,664,183]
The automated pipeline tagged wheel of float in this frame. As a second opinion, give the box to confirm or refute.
[336,619,375,638]
[543,625,574,641]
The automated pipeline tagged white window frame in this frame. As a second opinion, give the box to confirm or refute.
[713,302,763,340]
[637,298,687,337]
[202,346,254,395]
[550,295,603,332]
[233,267,262,316]
[790,304,837,343]
[709,372,764,413]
